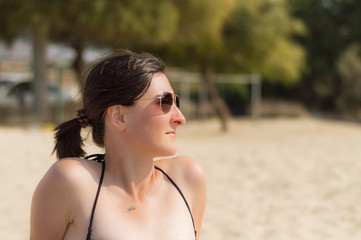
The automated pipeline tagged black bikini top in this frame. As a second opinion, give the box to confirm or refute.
[84,154,197,240]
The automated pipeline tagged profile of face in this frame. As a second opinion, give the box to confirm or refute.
[123,72,186,158]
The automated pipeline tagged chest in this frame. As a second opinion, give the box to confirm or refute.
[89,192,195,240]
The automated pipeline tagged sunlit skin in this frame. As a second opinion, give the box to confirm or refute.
[30,73,206,240]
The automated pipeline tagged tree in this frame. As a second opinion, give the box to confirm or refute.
[0,1,23,42]
[156,0,306,131]
[154,0,236,131]
[220,0,306,84]
[0,0,308,125]
[289,0,361,113]
[0,0,61,122]
[336,44,361,116]
[51,0,236,131]
[51,0,180,87]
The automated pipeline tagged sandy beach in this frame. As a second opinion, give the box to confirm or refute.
[1,117,361,240]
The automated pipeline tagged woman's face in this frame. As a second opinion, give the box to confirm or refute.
[124,73,186,158]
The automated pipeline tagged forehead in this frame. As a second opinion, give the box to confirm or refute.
[143,73,173,97]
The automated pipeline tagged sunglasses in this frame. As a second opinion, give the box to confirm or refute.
[136,92,180,114]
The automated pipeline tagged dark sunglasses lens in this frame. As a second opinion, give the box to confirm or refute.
[161,92,173,113]
[175,95,180,108]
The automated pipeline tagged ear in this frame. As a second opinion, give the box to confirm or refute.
[106,105,126,131]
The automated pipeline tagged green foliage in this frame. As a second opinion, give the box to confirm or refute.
[5,0,349,118]
[153,0,307,88]
[289,0,361,114]
[42,0,181,51]
[118,0,179,46]
[216,83,250,115]
[336,44,361,115]
[0,0,62,36]
[154,0,236,66]
[173,0,235,48]
[218,0,306,85]
[0,1,23,41]
[1,0,306,86]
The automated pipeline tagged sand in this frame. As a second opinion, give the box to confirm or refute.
[1,117,361,239]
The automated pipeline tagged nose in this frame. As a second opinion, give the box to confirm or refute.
[170,104,186,125]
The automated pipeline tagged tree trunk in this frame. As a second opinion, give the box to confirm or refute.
[72,39,86,90]
[201,61,230,132]
[33,23,49,122]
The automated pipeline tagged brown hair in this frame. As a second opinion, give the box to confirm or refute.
[53,51,166,159]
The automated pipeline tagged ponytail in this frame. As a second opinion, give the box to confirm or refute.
[52,110,89,159]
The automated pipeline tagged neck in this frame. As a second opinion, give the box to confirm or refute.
[103,148,156,203]
[102,120,158,205]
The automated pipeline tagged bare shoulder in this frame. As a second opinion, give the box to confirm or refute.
[30,158,100,239]
[155,156,206,238]
[155,156,206,191]
[41,157,96,186]
[31,157,96,212]
[32,157,101,205]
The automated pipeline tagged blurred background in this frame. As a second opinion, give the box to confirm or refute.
[1,0,360,128]
[1,0,361,239]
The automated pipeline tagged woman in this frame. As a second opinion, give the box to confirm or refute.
[30,51,206,240]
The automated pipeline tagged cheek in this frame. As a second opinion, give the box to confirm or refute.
[127,115,162,143]
[129,117,177,156]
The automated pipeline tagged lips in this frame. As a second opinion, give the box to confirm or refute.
[166,131,176,136]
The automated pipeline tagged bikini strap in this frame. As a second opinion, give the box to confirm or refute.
[154,166,197,239]
[83,157,196,239]
[85,154,105,240]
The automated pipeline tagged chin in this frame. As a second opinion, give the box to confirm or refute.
[156,145,177,157]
